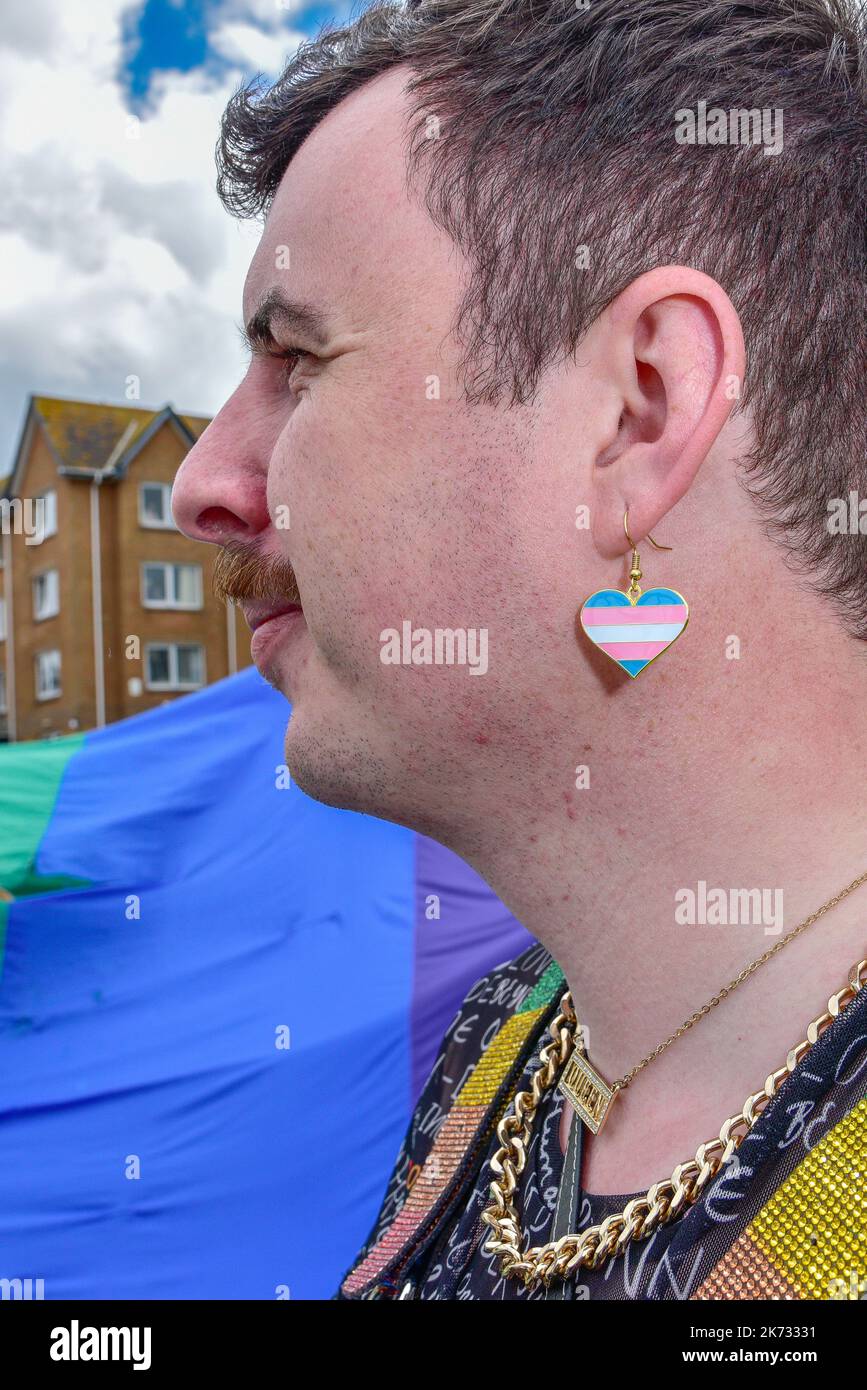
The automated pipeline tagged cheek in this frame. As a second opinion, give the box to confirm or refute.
[265,414,298,533]
[268,394,522,672]
[266,410,389,658]
[266,406,338,569]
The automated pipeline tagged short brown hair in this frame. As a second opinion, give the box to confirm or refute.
[217,0,867,637]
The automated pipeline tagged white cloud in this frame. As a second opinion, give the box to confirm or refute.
[0,0,70,60]
[0,0,308,475]
[215,0,324,29]
[210,20,306,74]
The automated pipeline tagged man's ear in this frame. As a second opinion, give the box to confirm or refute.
[591,266,745,555]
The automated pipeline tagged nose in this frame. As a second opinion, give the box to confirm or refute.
[172,383,272,546]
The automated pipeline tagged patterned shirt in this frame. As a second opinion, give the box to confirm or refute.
[334,941,867,1300]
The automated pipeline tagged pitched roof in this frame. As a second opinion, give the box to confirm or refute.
[3,395,211,497]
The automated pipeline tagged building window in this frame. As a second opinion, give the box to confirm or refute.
[33,569,60,621]
[35,649,61,701]
[141,562,202,610]
[145,643,205,691]
[0,597,5,641]
[0,668,6,713]
[35,489,58,541]
[139,482,176,529]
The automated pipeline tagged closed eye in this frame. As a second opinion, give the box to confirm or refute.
[269,346,311,384]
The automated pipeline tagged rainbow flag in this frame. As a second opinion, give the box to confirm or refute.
[0,668,531,1299]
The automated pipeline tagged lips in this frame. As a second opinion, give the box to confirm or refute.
[240,601,303,633]
[246,601,307,684]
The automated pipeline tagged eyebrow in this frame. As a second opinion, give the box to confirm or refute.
[242,288,332,354]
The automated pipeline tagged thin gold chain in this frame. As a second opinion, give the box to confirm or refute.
[612,868,867,1090]
[480,951,867,1288]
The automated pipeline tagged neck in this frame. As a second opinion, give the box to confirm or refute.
[445,652,867,1191]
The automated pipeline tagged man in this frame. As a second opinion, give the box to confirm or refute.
[172,0,867,1300]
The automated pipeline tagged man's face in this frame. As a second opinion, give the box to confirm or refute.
[173,66,589,835]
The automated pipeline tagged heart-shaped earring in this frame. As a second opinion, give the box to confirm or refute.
[579,510,689,678]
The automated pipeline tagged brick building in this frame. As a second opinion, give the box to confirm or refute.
[0,394,251,741]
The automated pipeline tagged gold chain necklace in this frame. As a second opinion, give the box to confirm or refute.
[558,869,867,1135]
[482,952,867,1288]
[481,870,867,1289]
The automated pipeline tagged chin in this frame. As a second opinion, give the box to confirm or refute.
[282,707,418,827]
[282,724,460,853]
[282,712,369,815]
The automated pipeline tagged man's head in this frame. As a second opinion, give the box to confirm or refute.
[172,0,865,848]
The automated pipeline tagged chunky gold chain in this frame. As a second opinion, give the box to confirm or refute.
[480,954,867,1288]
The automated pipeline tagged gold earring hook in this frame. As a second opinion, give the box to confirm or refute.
[623,509,672,552]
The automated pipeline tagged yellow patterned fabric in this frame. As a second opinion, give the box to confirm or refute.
[692,1097,867,1299]
[341,959,562,1295]
[455,1008,545,1108]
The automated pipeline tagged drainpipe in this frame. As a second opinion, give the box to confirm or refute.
[91,422,137,730]
[89,479,106,729]
[226,599,237,675]
[3,528,15,741]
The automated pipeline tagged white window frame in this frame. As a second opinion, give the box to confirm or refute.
[138,482,176,530]
[0,668,6,713]
[36,489,58,541]
[144,642,206,692]
[140,562,203,611]
[35,648,62,701]
[33,568,60,621]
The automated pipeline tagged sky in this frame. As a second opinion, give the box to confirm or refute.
[0,0,357,477]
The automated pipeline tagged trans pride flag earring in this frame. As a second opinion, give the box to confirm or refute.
[579,510,689,678]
